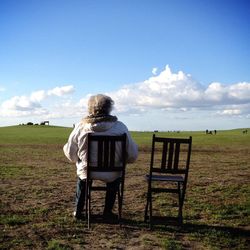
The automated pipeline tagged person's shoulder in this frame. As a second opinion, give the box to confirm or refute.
[73,122,83,131]
[72,122,89,134]
[113,120,129,131]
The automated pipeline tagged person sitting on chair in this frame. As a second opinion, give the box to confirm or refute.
[63,94,138,219]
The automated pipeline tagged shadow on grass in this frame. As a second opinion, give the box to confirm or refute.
[122,216,250,248]
[75,213,250,238]
[182,222,250,238]
[122,216,250,237]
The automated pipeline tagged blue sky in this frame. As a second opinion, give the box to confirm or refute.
[0,0,249,131]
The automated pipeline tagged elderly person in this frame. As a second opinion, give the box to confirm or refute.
[63,94,138,219]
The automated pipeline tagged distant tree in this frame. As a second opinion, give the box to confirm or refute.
[27,122,33,125]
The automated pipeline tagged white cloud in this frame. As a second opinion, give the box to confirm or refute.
[30,90,46,102]
[204,81,250,105]
[48,85,74,96]
[218,109,242,115]
[109,65,204,112]
[108,65,250,118]
[0,94,48,118]
[0,85,75,118]
[1,67,249,129]
[228,82,250,100]
[204,82,226,102]
[152,67,158,75]
[1,96,41,111]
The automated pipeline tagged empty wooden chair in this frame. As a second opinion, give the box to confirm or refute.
[144,135,192,228]
[85,133,127,229]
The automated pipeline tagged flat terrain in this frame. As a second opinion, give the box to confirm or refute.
[0,126,250,249]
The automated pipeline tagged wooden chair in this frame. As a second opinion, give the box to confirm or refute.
[144,135,192,229]
[85,133,127,229]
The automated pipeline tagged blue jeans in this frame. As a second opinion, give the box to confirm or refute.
[75,178,86,216]
[75,177,120,215]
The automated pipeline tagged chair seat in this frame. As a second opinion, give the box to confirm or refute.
[146,174,184,182]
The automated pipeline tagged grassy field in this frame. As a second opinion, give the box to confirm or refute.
[0,125,250,249]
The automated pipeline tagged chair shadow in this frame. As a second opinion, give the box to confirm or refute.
[87,214,121,225]
[122,216,250,238]
[183,222,250,237]
[82,213,250,239]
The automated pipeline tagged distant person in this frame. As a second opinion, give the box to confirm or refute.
[63,94,138,219]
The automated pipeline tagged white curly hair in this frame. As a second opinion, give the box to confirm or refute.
[87,94,114,116]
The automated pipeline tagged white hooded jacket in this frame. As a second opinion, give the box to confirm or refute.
[63,120,138,182]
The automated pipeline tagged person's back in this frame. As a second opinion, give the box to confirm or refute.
[63,94,138,219]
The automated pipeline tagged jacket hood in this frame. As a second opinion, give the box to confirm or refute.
[88,121,116,132]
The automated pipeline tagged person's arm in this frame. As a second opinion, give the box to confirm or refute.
[63,125,80,162]
[125,131,138,163]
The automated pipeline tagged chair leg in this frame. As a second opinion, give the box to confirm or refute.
[119,186,125,227]
[178,182,184,225]
[85,180,88,219]
[87,191,91,229]
[118,194,121,221]
[117,184,122,223]
[178,199,183,225]
[145,182,153,229]
[87,181,92,229]
[144,180,151,223]
[149,191,152,230]
[144,192,149,222]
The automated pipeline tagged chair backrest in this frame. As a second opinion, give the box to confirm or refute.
[150,135,192,175]
[87,133,127,173]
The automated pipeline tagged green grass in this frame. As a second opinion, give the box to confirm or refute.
[0,125,249,249]
[1,125,249,147]
[162,238,182,250]
[0,125,72,144]
[0,214,30,226]
[47,239,72,250]
[131,128,250,147]
[188,228,247,250]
